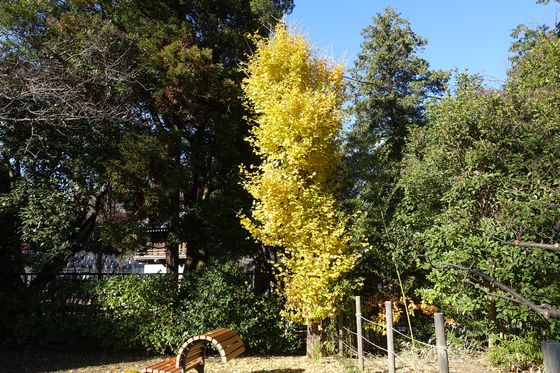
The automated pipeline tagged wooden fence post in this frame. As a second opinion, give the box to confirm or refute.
[434,313,449,373]
[543,341,560,373]
[385,301,396,373]
[338,314,344,356]
[355,296,364,371]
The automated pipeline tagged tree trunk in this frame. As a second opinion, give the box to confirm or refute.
[96,249,103,280]
[166,244,179,274]
[306,322,324,358]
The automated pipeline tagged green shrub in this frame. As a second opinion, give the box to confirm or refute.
[95,262,300,354]
[7,262,300,355]
[94,274,180,353]
[486,335,543,370]
[176,262,300,354]
[9,277,108,349]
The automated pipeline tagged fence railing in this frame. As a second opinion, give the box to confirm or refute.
[344,296,560,372]
[13,271,157,285]
[341,296,449,373]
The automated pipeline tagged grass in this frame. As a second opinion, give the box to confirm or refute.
[0,350,347,373]
[0,348,509,373]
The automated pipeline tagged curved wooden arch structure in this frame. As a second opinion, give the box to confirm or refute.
[144,328,245,373]
[176,328,245,371]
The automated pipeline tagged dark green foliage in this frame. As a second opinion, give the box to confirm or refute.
[343,6,448,304]
[9,278,106,349]
[95,274,179,353]
[0,12,137,273]
[0,0,294,276]
[347,7,448,164]
[486,335,543,369]
[396,32,560,345]
[176,263,300,354]
[6,263,300,355]
[343,7,560,366]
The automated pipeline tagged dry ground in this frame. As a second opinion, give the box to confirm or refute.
[0,349,516,373]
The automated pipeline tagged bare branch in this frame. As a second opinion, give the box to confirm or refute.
[512,240,560,252]
[0,24,141,137]
[463,279,527,306]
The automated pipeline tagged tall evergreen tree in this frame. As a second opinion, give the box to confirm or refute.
[0,0,294,277]
[343,7,448,296]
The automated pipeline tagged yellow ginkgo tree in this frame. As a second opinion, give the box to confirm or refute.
[241,22,361,356]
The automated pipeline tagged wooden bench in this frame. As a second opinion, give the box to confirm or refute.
[143,328,245,373]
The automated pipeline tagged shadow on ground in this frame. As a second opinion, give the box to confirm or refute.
[0,348,159,373]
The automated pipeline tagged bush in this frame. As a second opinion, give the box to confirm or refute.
[95,263,301,354]
[175,262,300,354]
[11,262,302,355]
[9,277,108,349]
[486,335,543,370]
[95,273,180,353]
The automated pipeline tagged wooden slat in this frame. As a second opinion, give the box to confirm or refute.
[214,331,237,343]
[221,338,244,356]
[176,342,204,368]
[155,360,175,373]
[219,334,241,349]
[185,352,203,362]
[206,328,230,338]
[185,343,204,355]
[224,345,245,362]
[184,358,203,370]
[159,328,245,372]
[176,340,203,363]
[146,358,174,373]
[146,358,175,373]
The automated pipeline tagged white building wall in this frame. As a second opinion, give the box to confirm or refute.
[143,263,185,274]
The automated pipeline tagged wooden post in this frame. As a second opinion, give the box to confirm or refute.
[96,250,103,280]
[543,341,560,373]
[385,301,396,373]
[355,296,364,371]
[434,313,449,373]
[338,315,344,356]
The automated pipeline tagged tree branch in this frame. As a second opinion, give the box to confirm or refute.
[513,240,560,252]
[442,262,560,319]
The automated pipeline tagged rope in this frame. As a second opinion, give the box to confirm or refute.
[390,327,443,350]
[345,337,424,373]
[342,318,448,371]
[343,327,358,337]
[341,341,357,357]
[360,315,386,329]
[361,336,389,353]
[394,350,431,373]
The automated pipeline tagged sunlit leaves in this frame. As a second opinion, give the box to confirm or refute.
[398,34,560,336]
[241,23,359,324]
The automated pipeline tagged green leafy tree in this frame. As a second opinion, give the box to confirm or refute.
[0,9,139,278]
[397,30,560,347]
[0,0,294,277]
[91,0,294,272]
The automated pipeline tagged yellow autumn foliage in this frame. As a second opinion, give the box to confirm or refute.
[241,23,360,325]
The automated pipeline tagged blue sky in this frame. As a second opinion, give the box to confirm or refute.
[286,1,558,87]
